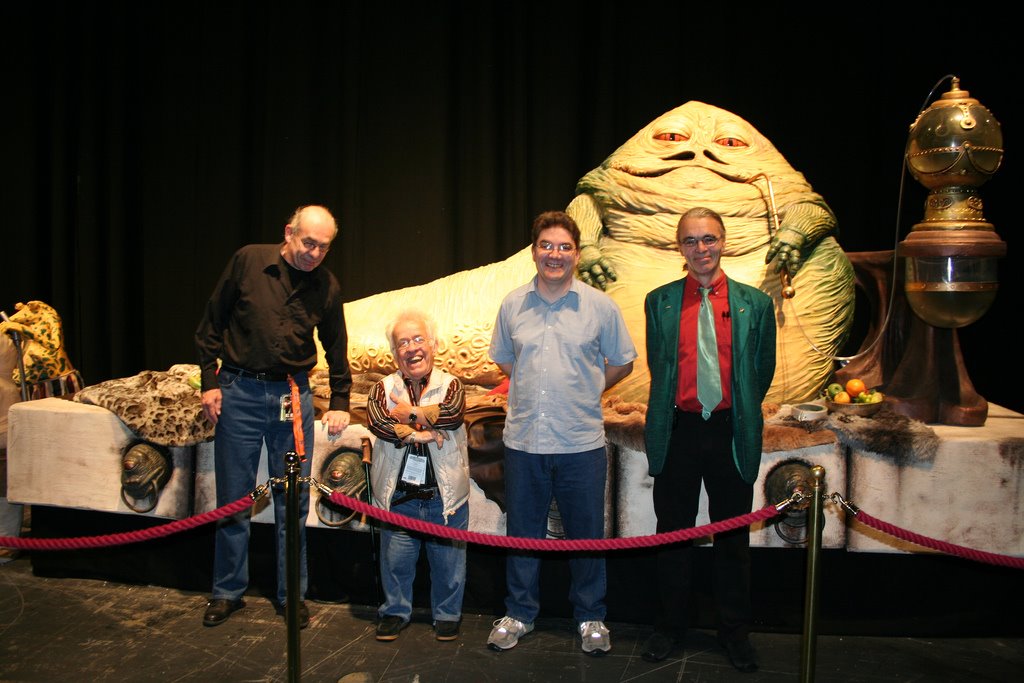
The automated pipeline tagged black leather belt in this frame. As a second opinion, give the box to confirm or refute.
[392,486,438,507]
[673,406,730,426]
[221,364,290,382]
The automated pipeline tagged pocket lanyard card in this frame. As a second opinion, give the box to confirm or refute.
[279,394,294,422]
[400,452,428,487]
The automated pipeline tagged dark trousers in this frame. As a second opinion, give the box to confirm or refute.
[652,409,754,642]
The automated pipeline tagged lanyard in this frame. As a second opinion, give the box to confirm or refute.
[288,375,306,462]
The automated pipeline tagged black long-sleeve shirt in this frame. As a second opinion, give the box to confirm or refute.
[194,243,352,411]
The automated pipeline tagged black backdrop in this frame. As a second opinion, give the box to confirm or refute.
[3,2,1020,413]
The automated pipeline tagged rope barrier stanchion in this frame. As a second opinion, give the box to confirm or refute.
[800,465,825,683]
[284,452,302,683]
[285,374,305,683]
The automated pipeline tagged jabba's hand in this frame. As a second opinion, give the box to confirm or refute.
[577,244,618,291]
[765,227,808,275]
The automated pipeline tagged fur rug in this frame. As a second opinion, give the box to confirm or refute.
[824,408,940,465]
[601,398,840,454]
[596,397,939,465]
[766,403,940,465]
[74,364,214,447]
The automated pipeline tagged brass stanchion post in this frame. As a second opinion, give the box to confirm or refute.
[800,465,825,682]
[285,451,302,683]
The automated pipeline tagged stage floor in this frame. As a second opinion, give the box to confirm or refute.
[1,553,1022,682]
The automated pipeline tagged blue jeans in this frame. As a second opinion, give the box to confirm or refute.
[379,492,468,622]
[212,370,313,606]
[503,446,607,623]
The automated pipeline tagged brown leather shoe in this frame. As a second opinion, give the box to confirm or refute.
[274,601,311,629]
[203,598,245,627]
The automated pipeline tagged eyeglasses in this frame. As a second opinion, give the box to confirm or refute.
[396,335,430,350]
[300,238,331,253]
[537,241,576,253]
[680,235,721,249]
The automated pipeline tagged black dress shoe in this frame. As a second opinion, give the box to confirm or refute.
[720,637,758,673]
[641,631,679,662]
[275,601,311,629]
[203,598,245,627]
[434,619,460,641]
[376,615,407,641]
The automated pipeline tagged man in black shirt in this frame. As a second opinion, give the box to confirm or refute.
[195,204,352,628]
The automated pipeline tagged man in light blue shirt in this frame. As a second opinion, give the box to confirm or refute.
[487,210,637,656]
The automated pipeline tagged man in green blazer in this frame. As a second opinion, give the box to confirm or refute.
[641,207,776,672]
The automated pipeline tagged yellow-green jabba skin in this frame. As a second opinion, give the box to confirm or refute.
[568,101,854,404]
[340,101,853,406]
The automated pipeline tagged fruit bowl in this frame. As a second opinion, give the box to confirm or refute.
[825,398,884,417]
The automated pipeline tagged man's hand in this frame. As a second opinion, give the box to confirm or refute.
[388,388,434,426]
[388,396,415,425]
[201,388,222,425]
[321,409,351,437]
[403,429,448,447]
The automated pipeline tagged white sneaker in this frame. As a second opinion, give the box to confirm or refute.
[579,620,611,655]
[487,615,534,651]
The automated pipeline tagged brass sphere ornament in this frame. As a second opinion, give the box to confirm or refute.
[886,77,1007,426]
[901,77,1006,328]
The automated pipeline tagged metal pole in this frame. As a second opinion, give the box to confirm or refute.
[800,465,825,683]
[285,451,302,683]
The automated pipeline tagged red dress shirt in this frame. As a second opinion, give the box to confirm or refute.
[674,273,733,413]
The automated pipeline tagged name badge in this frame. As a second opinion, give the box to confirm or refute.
[400,453,428,487]
[279,394,294,422]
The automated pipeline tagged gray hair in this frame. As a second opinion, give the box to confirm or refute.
[288,205,339,239]
[385,309,439,356]
[676,206,726,242]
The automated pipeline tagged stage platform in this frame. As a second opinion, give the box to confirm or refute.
[4,394,1023,638]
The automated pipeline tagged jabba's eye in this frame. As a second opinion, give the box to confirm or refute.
[714,137,748,148]
[654,132,690,142]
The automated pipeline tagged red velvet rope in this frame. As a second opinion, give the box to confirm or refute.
[326,491,779,551]
[855,510,1024,570]
[0,496,254,551]
[4,490,1023,572]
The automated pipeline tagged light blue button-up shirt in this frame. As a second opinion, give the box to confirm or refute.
[489,277,637,454]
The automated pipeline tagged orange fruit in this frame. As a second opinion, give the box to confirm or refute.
[845,378,866,399]
[833,391,851,404]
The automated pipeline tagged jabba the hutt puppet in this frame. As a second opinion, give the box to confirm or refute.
[341,101,854,405]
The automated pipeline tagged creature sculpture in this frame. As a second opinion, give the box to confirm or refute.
[341,101,855,405]
[0,300,83,398]
[568,101,854,403]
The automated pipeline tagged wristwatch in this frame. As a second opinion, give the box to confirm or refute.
[409,410,417,424]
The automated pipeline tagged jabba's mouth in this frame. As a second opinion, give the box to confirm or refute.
[614,150,753,183]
